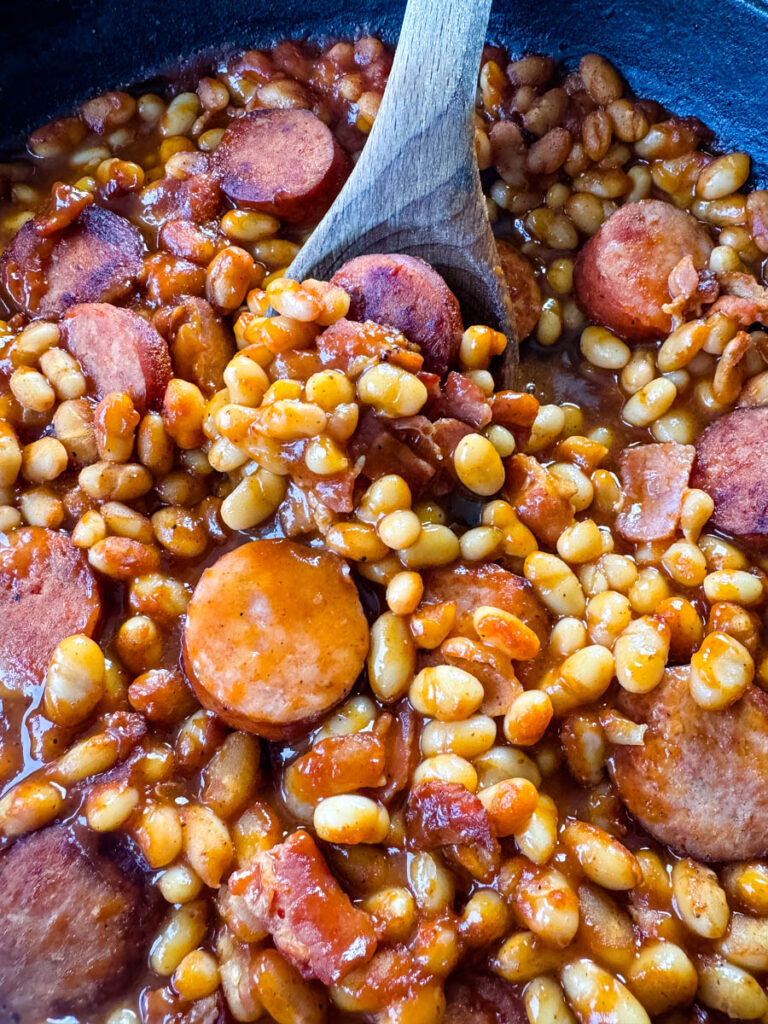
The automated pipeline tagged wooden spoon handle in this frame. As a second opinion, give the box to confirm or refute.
[369,0,493,169]
[288,0,496,283]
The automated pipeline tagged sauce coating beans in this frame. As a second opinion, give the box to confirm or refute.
[2,30,768,1024]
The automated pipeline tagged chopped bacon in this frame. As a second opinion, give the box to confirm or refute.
[417,370,442,402]
[378,700,420,803]
[444,972,528,1024]
[616,442,695,543]
[390,415,473,492]
[289,727,389,803]
[316,318,423,378]
[668,254,700,301]
[503,454,576,547]
[405,780,500,881]
[34,182,94,237]
[138,172,223,228]
[349,409,436,494]
[278,482,316,536]
[708,270,768,327]
[663,255,720,323]
[491,391,539,431]
[437,639,521,716]
[424,372,492,428]
[311,470,358,513]
[707,294,762,327]
[270,349,324,381]
[140,988,227,1024]
[229,829,377,985]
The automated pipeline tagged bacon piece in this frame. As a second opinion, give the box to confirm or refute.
[138,172,223,228]
[424,371,492,428]
[616,442,695,543]
[405,780,500,880]
[140,988,227,1024]
[503,454,576,546]
[310,470,358,514]
[163,296,236,397]
[229,829,377,985]
[316,318,423,377]
[289,729,388,803]
[445,972,527,1024]
[706,270,768,328]
[390,414,473,492]
[379,701,421,803]
[348,409,436,493]
[663,255,720,323]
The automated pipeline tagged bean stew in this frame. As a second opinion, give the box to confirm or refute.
[1,33,768,1024]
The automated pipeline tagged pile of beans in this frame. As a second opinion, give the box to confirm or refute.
[2,32,768,1024]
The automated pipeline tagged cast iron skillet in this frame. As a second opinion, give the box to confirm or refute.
[2,0,768,180]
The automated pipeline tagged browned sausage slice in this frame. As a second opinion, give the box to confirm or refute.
[496,240,542,341]
[0,527,101,695]
[62,303,172,412]
[573,199,713,342]
[331,253,464,375]
[691,406,768,551]
[0,824,159,1023]
[183,539,369,738]
[611,667,768,861]
[0,205,144,317]
[213,109,351,223]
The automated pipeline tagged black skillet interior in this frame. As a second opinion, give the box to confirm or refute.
[2,0,768,181]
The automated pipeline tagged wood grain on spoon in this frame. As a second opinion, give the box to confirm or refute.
[287,0,519,385]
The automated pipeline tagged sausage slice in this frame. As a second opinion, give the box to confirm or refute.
[497,240,542,341]
[214,109,351,223]
[62,303,172,412]
[421,561,549,701]
[0,824,158,1023]
[692,406,768,551]
[0,205,144,317]
[183,539,369,737]
[573,199,713,341]
[611,667,768,861]
[421,561,548,642]
[0,527,101,695]
[331,253,465,375]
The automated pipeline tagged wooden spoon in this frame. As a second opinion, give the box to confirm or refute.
[287,0,518,383]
